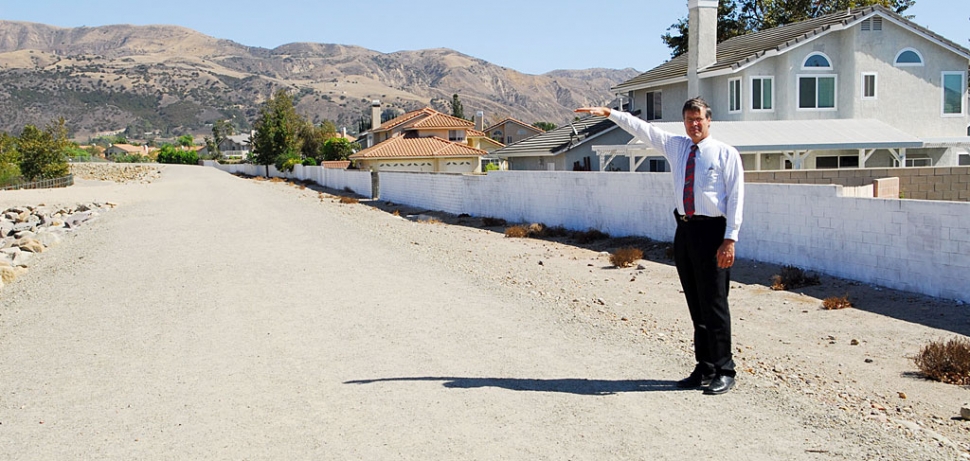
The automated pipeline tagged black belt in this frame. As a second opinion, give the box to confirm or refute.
[675,211,721,223]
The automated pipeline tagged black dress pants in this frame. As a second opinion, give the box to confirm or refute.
[673,213,735,377]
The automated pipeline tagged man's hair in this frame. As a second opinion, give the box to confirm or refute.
[682,97,712,120]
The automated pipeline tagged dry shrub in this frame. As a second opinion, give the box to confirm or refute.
[822,293,852,310]
[610,247,644,268]
[482,217,507,227]
[392,210,401,216]
[573,228,610,244]
[664,246,675,261]
[421,217,442,224]
[339,196,359,204]
[269,177,285,183]
[505,225,529,238]
[771,265,820,291]
[914,337,970,385]
[527,223,544,235]
[254,176,266,181]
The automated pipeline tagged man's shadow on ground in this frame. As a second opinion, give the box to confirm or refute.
[344,377,680,396]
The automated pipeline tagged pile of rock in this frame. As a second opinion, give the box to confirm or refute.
[0,202,116,290]
[70,163,163,183]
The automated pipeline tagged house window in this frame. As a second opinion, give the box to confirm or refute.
[959,154,970,166]
[798,75,837,109]
[862,73,877,99]
[894,48,924,67]
[802,52,832,70]
[728,78,742,113]
[906,157,931,167]
[648,158,668,172]
[816,155,859,169]
[646,91,662,120]
[507,136,512,143]
[942,72,966,116]
[491,130,503,141]
[751,77,773,111]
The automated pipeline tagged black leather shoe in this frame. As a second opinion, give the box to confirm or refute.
[676,372,713,389]
[703,375,735,395]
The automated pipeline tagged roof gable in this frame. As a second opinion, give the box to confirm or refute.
[493,115,618,156]
[484,117,542,134]
[614,5,970,92]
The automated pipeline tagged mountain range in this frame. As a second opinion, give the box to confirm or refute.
[0,20,640,141]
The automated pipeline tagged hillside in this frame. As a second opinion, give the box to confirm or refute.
[0,21,640,141]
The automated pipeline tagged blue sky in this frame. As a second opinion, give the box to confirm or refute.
[1,1,966,74]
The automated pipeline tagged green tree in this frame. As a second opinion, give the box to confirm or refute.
[450,93,465,120]
[662,0,915,57]
[250,89,303,175]
[532,122,557,131]
[297,122,329,163]
[209,119,236,158]
[321,138,357,161]
[0,132,22,186]
[661,0,748,58]
[176,134,194,147]
[18,119,71,181]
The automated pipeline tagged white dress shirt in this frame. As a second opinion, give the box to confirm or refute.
[608,110,744,241]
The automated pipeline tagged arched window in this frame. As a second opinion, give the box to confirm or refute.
[802,52,832,70]
[894,48,924,66]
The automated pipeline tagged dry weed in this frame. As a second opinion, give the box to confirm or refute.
[527,223,545,235]
[822,294,852,310]
[270,177,285,183]
[392,210,401,217]
[610,247,644,268]
[339,196,359,204]
[505,225,529,238]
[771,265,820,291]
[914,337,970,385]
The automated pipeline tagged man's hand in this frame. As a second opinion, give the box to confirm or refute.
[574,107,611,117]
[717,239,736,269]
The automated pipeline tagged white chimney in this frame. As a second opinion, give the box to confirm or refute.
[474,111,485,131]
[688,0,718,98]
[371,100,381,131]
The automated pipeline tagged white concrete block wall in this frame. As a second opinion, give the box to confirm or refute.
[378,171,970,303]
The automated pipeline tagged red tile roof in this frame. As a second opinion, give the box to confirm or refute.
[349,135,487,160]
[374,107,474,133]
[321,160,351,169]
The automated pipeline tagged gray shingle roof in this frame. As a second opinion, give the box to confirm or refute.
[613,5,970,93]
[491,115,618,157]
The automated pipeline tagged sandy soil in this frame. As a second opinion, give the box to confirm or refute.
[1,165,969,460]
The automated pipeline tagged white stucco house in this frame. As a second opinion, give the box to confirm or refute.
[595,2,970,172]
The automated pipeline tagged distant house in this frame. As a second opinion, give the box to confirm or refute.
[218,134,251,159]
[484,118,544,145]
[350,105,495,173]
[104,143,150,158]
[596,2,970,171]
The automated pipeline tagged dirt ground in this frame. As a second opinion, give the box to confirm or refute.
[1,165,969,460]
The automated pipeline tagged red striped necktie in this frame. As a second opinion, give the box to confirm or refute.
[684,145,697,217]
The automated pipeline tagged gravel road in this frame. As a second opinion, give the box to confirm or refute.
[1,165,967,460]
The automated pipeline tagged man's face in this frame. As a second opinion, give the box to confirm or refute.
[683,109,710,144]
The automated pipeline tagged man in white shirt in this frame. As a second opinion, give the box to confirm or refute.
[576,98,744,395]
